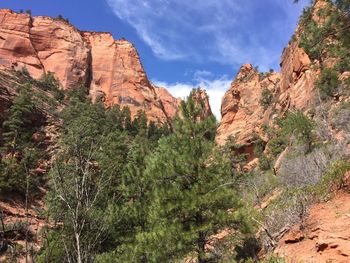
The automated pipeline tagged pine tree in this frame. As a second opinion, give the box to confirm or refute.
[132,110,148,136]
[122,107,133,133]
[115,134,152,262]
[2,84,34,153]
[141,90,250,262]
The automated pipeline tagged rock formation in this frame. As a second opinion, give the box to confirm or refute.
[0,9,180,123]
[216,14,318,146]
[216,64,281,146]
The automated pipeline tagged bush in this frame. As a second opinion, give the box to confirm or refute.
[259,154,271,171]
[279,142,347,188]
[260,88,273,110]
[38,72,64,101]
[280,111,315,152]
[240,170,279,207]
[316,67,340,100]
[313,160,350,200]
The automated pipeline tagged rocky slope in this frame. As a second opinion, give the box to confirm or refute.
[0,9,185,123]
[275,191,350,262]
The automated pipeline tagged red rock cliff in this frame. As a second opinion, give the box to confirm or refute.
[0,9,178,123]
[216,8,319,145]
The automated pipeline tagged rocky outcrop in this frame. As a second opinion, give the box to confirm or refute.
[154,86,181,119]
[275,192,350,262]
[0,9,90,88]
[0,9,178,123]
[83,32,175,122]
[216,4,319,145]
[216,64,281,145]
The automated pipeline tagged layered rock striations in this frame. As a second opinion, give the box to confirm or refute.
[0,9,179,123]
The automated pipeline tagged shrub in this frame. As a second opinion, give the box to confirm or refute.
[260,88,273,110]
[38,72,64,101]
[280,111,315,152]
[279,142,347,188]
[259,154,272,171]
[266,136,287,158]
[313,160,350,200]
[240,170,279,207]
[316,67,340,100]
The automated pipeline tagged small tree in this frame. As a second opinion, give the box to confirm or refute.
[316,67,340,100]
[2,84,34,153]
[45,100,114,262]
[280,111,315,152]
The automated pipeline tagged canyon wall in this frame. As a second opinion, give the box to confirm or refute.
[0,9,184,123]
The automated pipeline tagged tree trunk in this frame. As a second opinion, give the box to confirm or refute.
[197,231,206,263]
[75,233,82,263]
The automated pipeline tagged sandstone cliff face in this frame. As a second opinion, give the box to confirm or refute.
[0,9,178,123]
[0,9,90,88]
[216,64,281,145]
[83,32,175,122]
[216,12,317,146]
[154,86,181,119]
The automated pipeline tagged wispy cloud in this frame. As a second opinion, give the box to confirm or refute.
[107,0,309,70]
[153,73,232,120]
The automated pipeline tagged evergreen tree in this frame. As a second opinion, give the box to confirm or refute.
[2,84,34,153]
[132,110,148,136]
[114,134,152,262]
[121,107,133,133]
[141,90,250,262]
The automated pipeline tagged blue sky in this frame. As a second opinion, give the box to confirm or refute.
[2,0,310,118]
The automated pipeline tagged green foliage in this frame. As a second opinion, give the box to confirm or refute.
[38,72,64,101]
[312,160,350,200]
[0,148,40,195]
[259,154,272,171]
[257,255,285,263]
[37,230,65,263]
[298,0,350,99]
[280,111,314,151]
[0,84,43,195]
[44,99,122,262]
[2,84,34,152]
[222,135,249,174]
[65,84,89,103]
[335,0,350,13]
[260,88,273,110]
[266,134,287,159]
[252,134,265,157]
[299,19,325,61]
[316,67,341,100]
[138,91,251,262]
[40,92,172,261]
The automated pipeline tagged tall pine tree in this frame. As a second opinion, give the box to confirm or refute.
[141,90,250,263]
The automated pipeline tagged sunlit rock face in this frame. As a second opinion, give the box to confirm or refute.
[216,7,319,146]
[0,9,180,123]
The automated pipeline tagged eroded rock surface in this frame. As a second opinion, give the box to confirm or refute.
[275,192,350,263]
[0,9,179,123]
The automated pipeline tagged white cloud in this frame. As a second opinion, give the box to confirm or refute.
[107,0,310,69]
[153,75,232,120]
